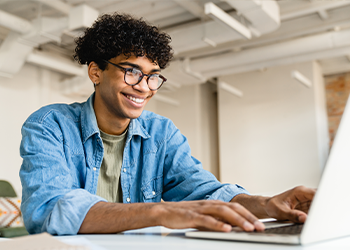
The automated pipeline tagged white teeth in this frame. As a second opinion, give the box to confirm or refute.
[126,95,144,104]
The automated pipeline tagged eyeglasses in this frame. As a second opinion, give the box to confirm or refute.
[103,59,167,91]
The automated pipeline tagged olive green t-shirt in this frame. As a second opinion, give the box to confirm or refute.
[96,129,127,203]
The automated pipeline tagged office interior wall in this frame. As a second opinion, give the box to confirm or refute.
[0,64,87,195]
[218,61,327,195]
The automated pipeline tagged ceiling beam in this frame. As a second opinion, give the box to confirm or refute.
[26,51,85,76]
[0,9,32,34]
[321,57,350,75]
[201,46,350,78]
[204,2,251,39]
[189,29,350,77]
[34,0,71,15]
[144,6,185,23]
[173,0,206,19]
[99,1,180,23]
[175,6,350,59]
[281,1,350,21]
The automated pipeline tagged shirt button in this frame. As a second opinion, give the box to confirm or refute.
[97,138,100,142]
[123,168,126,172]
[152,191,156,195]
[93,167,96,171]
[126,198,130,202]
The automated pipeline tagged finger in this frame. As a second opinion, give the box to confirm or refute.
[192,213,232,232]
[279,206,308,223]
[198,205,256,232]
[291,186,316,204]
[228,203,265,231]
[295,200,312,213]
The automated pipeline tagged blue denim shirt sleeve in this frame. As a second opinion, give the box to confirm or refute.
[161,119,249,202]
[20,119,106,235]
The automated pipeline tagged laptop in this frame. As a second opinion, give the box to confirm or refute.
[186,95,350,245]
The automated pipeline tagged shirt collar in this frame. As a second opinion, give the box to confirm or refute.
[81,92,150,144]
[127,117,151,141]
[81,93,100,143]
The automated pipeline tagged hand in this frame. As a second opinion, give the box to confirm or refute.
[80,200,265,234]
[264,186,316,223]
[155,200,265,232]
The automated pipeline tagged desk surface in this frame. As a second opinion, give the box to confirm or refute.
[57,226,350,250]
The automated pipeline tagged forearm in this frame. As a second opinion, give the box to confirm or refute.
[78,201,161,234]
[230,194,271,219]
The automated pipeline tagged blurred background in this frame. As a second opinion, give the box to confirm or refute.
[1,0,350,196]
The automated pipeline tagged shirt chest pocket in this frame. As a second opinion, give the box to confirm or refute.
[141,175,163,202]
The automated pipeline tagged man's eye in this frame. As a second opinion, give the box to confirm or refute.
[126,68,141,76]
[149,74,160,80]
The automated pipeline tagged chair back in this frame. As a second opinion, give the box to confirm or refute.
[0,180,17,197]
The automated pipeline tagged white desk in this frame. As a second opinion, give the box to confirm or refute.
[57,227,350,250]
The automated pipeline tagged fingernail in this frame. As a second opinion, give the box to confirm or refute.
[254,221,265,231]
[223,224,232,231]
[243,221,254,231]
[298,214,306,222]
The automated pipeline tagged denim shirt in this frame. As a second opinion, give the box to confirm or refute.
[20,93,249,235]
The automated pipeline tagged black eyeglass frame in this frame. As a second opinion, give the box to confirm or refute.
[102,59,167,91]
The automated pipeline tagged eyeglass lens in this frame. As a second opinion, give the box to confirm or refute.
[125,68,163,90]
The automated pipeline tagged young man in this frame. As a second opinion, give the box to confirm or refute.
[20,13,315,235]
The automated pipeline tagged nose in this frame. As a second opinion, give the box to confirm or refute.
[133,75,150,92]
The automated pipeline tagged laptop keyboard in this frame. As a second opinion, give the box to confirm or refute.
[257,224,304,235]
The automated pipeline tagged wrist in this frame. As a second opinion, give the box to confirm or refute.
[149,202,166,227]
[231,194,271,218]
[257,196,270,218]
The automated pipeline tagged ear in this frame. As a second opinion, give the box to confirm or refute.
[88,61,102,85]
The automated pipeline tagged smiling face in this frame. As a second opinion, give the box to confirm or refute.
[90,54,160,135]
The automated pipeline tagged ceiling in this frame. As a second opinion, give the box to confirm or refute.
[0,0,350,96]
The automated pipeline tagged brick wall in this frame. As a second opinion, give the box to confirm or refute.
[325,72,350,147]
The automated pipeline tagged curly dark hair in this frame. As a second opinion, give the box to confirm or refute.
[74,13,173,70]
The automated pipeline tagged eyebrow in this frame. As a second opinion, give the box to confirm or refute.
[118,62,161,73]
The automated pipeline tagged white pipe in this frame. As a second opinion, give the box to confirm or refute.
[219,81,243,97]
[183,58,207,82]
[202,37,217,47]
[291,70,312,88]
[317,10,329,20]
[26,52,85,76]
[0,9,32,34]
[191,29,350,74]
